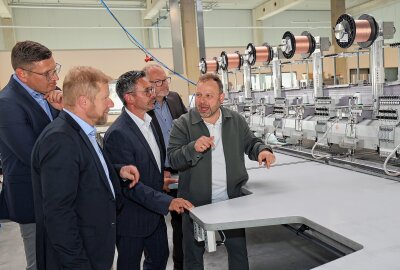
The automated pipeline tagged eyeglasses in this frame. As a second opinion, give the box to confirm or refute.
[126,87,155,97]
[150,77,171,87]
[21,63,61,81]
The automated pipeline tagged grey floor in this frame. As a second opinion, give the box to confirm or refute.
[0,174,339,270]
[0,220,340,270]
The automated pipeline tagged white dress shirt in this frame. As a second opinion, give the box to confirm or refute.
[204,110,229,203]
[126,109,162,172]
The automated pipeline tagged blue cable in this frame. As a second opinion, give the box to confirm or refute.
[99,0,196,86]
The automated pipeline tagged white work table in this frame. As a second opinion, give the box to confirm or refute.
[190,153,400,269]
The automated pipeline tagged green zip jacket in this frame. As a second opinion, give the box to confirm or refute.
[167,107,272,207]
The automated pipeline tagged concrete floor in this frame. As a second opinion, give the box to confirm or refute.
[0,221,339,270]
[0,173,339,270]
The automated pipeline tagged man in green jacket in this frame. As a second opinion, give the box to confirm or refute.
[167,73,276,270]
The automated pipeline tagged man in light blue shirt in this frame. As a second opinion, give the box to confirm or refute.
[31,66,139,270]
[0,41,62,270]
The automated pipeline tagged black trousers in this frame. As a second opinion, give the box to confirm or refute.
[181,212,249,270]
[168,188,184,270]
[117,221,169,270]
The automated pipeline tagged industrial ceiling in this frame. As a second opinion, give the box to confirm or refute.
[1,0,397,20]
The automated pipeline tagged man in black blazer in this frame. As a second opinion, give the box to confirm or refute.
[103,70,193,270]
[0,40,62,270]
[144,64,188,270]
[31,66,139,270]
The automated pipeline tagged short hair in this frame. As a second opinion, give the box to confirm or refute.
[62,66,111,107]
[116,70,146,105]
[142,64,164,76]
[197,74,223,94]
[11,41,52,70]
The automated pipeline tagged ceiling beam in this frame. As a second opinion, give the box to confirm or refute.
[143,0,166,20]
[346,0,399,15]
[253,0,304,21]
[0,0,11,18]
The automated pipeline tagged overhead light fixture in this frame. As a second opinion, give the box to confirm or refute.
[7,0,146,10]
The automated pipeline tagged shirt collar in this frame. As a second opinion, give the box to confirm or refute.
[204,109,222,126]
[125,108,152,128]
[154,101,162,110]
[63,108,95,136]
[191,106,232,125]
[13,73,45,100]
[154,97,167,110]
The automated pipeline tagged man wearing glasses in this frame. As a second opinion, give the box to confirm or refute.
[103,70,193,270]
[143,64,188,270]
[0,40,62,270]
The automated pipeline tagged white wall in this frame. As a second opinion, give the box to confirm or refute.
[2,4,400,95]
[261,10,331,46]
[151,11,172,48]
[203,9,253,47]
[2,5,400,52]
[0,21,4,51]
[147,9,253,49]
[10,8,146,50]
[3,7,253,51]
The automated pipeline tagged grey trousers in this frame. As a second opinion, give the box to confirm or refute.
[19,223,37,270]
[182,213,249,270]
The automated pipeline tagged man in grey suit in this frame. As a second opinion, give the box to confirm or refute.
[168,74,276,270]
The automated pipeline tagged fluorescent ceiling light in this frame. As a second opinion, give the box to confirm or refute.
[7,0,145,10]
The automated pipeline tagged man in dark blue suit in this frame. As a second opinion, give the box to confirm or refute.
[103,70,193,270]
[0,40,62,270]
[31,66,138,270]
[144,64,188,270]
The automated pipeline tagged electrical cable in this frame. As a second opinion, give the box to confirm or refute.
[188,93,196,108]
[99,0,196,86]
[216,230,226,246]
[264,114,279,145]
[383,142,400,176]
[311,118,340,160]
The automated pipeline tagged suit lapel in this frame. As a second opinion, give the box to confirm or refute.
[103,153,121,197]
[166,93,185,119]
[121,110,160,171]
[150,122,164,169]
[49,105,60,119]
[80,130,116,196]
[148,110,166,157]
[166,97,178,119]
[11,77,53,123]
[61,111,115,197]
